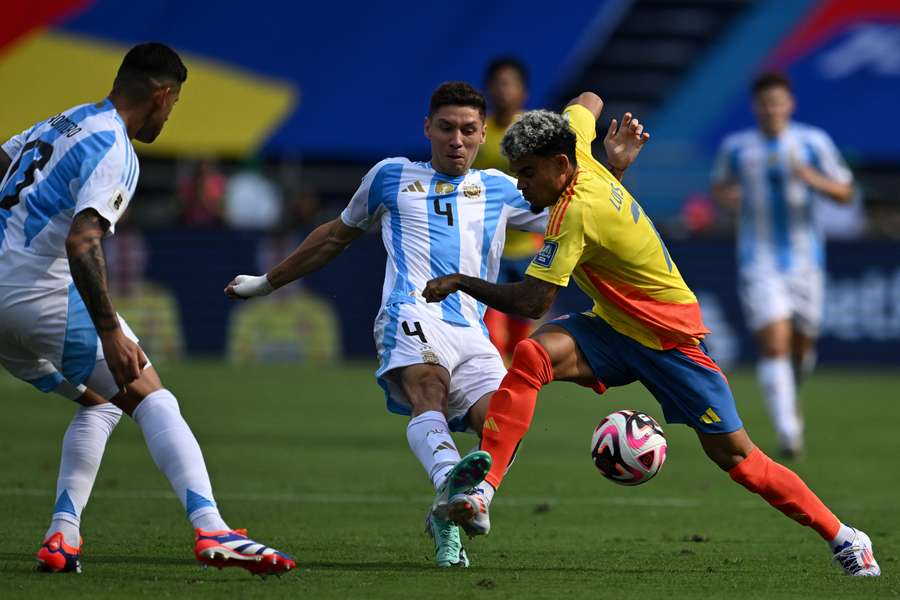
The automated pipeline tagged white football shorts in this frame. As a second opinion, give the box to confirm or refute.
[738,267,824,336]
[373,302,505,432]
[0,283,149,401]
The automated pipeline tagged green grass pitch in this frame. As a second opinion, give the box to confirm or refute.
[0,363,896,599]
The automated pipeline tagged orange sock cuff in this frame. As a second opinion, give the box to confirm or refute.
[510,338,555,386]
[729,446,840,541]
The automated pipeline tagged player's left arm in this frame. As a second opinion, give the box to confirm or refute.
[793,164,852,203]
[424,274,561,320]
[66,208,146,387]
[793,133,853,203]
[427,191,586,318]
[566,92,649,181]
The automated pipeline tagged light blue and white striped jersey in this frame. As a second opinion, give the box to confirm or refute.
[712,123,852,273]
[0,99,138,291]
[341,158,548,329]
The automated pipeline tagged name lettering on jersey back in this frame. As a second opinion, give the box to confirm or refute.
[609,183,624,212]
[48,114,82,138]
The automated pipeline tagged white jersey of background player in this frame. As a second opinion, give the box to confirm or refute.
[226,82,647,568]
[711,72,853,457]
[0,43,293,575]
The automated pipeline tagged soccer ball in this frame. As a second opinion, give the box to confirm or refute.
[590,410,667,486]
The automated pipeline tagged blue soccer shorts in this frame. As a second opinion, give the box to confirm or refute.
[548,312,742,434]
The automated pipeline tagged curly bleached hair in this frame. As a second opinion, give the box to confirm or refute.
[500,109,577,163]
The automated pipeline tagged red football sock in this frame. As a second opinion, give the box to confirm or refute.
[484,308,509,358]
[729,446,840,540]
[506,317,532,357]
[482,338,554,490]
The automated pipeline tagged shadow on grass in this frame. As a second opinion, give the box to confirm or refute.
[301,560,726,575]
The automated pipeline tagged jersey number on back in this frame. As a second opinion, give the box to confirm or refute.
[0,140,54,210]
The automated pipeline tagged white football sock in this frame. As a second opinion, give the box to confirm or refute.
[830,523,856,552]
[132,389,228,532]
[796,349,818,386]
[407,411,461,489]
[757,357,802,445]
[46,403,122,547]
[481,482,496,504]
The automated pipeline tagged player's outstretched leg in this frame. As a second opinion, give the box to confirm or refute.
[699,429,880,576]
[37,402,122,573]
[114,370,295,576]
[425,511,469,568]
[447,337,555,536]
[755,321,803,457]
[194,529,296,576]
[397,363,480,566]
[432,451,492,537]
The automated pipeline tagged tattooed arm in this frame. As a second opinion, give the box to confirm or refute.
[423,274,561,320]
[66,209,146,387]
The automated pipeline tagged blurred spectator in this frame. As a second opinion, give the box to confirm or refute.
[284,185,324,233]
[680,192,717,236]
[224,157,283,230]
[176,158,226,227]
[227,220,340,365]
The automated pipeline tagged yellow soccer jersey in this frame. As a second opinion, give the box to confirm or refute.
[525,104,709,350]
[473,115,543,260]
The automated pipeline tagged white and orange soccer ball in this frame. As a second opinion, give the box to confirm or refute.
[590,410,667,486]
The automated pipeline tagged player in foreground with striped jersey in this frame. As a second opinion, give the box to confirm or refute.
[0,43,294,576]
[423,95,879,576]
[712,72,854,458]
[225,82,649,567]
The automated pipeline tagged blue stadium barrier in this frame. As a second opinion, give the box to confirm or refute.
[142,229,900,366]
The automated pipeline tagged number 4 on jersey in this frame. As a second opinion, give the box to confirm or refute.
[432,199,454,226]
[401,321,428,343]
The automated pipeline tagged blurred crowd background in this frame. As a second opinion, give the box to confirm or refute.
[2,0,898,367]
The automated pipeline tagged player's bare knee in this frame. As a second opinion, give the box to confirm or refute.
[466,392,492,434]
[529,327,590,382]
[697,429,753,471]
[757,321,791,357]
[403,370,449,415]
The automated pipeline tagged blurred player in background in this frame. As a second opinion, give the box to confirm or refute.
[711,73,853,458]
[225,82,647,568]
[423,98,878,577]
[473,57,543,362]
[0,43,294,576]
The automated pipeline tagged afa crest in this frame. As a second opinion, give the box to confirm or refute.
[462,183,482,198]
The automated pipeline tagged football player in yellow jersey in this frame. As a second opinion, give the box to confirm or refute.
[472,58,543,361]
[423,93,879,576]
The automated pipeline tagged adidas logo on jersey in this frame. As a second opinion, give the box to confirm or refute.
[402,181,426,193]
